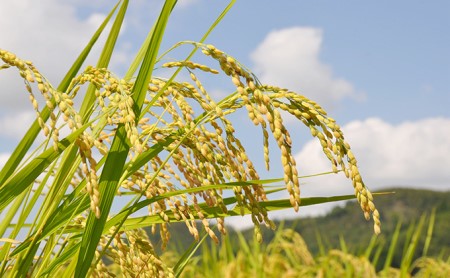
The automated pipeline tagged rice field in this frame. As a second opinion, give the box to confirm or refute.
[1,1,443,277]
[174,211,450,278]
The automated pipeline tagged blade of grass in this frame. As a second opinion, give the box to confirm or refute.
[74,1,177,276]
[40,242,81,277]
[363,234,378,259]
[31,157,84,277]
[0,126,87,212]
[24,0,131,270]
[0,162,56,271]
[422,208,436,257]
[7,123,104,259]
[338,234,354,277]
[315,230,326,257]
[113,193,360,231]
[6,0,129,274]
[339,235,348,253]
[400,213,426,276]
[8,137,170,258]
[371,240,385,270]
[0,190,27,238]
[174,232,208,277]
[103,182,286,232]
[0,1,120,185]
[221,232,235,263]
[382,220,402,272]
[139,0,237,118]
[79,0,128,119]
[0,190,29,270]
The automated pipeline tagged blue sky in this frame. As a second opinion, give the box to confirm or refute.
[1,1,449,227]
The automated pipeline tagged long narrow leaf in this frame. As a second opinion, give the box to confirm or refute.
[0,126,87,212]
[400,214,426,276]
[0,2,119,184]
[422,208,436,257]
[75,1,177,276]
[111,194,358,231]
[174,232,208,277]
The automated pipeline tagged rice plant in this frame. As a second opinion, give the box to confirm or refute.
[0,1,380,277]
[178,211,449,278]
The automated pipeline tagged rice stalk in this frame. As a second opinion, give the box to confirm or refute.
[0,1,380,276]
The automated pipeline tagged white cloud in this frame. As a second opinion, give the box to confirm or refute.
[251,27,363,110]
[0,0,109,112]
[295,117,450,192]
[176,0,200,8]
[0,1,135,156]
[0,153,10,168]
[227,117,450,230]
[0,112,35,139]
[226,200,348,231]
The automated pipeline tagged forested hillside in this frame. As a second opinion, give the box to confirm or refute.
[148,187,450,270]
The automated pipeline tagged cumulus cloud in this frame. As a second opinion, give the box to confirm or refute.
[176,0,200,8]
[0,153,10,168]
[0,1,137,147]
[226,117,450,229]
[296,117,450,192]
[0,112,35,139]
[251,27,362,110]
[0,0,107,112]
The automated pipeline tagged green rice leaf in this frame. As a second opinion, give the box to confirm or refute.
[0,2,119,185]
[174,232,208,277]
[75,1,177,276]
[0,126,87,212]
[114,194,358,231]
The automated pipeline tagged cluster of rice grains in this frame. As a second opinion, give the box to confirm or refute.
[90,229,173,278]
[197,44,380,235]
[1,45,380,275]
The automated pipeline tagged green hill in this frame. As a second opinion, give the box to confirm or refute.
[250,187,450,269]
[147,187,450,269]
